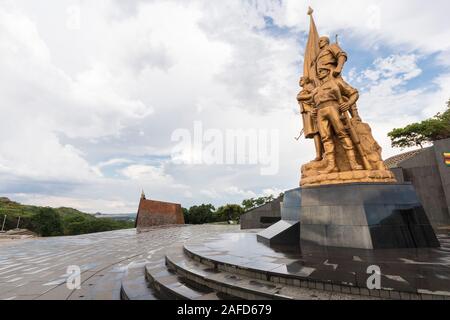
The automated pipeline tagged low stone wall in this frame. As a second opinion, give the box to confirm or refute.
[391,138,450,228]
[240,198,282,230]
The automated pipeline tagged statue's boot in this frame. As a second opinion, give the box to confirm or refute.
[314,135,323,162]
[319,155,339,175]
[346,150,364,171]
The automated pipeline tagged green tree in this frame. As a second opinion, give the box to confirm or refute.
[0,197,133,236]
[242,198,257,211]
[31,208,64,237]
[62,214,133,235]
[182,207,189,224]
[186,204,217,224]
[388,100,450,149]
[216,204,245,222]
[241,194,278,212]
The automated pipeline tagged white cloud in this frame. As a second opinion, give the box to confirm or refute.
[224,187,257,198]
[92,158,134,178]
[262,188,284,198]
[0,4,153,185]
[120,164,173,183]
[200,189,220,200]
[273,0,450,54]
[361,55,422,84]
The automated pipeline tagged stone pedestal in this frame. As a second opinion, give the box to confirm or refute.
[258,183,440,250]
[300,183,440,249]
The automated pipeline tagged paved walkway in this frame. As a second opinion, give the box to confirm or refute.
[0,225,239,300]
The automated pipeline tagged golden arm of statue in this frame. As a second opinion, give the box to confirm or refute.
[297,91,316,115]
[339,91,359,113]
[340,96,362,121]
[333,55,347,77]
[335,78,359,114]
[297,91,313,102]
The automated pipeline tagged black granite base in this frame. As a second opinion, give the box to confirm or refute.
[301,183,440,249]
[258,183,440,250]
[279,187,302,221]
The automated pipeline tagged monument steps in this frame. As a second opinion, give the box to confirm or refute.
[165,249,374,300]
[120,267,158,300]
[145,262,224,300]
[182,243,390,299]
[166,252,291,300]
[119,244,230,300]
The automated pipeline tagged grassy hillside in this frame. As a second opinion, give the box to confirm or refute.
[0,197,134,237]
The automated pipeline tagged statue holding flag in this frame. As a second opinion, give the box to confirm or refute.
[299,8,396,186]
[297,76,323,161]
[296,7,323,162]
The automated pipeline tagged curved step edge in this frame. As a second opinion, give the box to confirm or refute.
[183,245,390,299]
[145,264,220,300]
[165,253,291,300]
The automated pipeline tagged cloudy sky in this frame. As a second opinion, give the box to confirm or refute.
[0,0,449,213]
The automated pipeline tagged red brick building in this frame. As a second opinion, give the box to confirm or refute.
[135,191,185,231]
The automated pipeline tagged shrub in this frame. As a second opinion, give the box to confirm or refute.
[31,208,64,237]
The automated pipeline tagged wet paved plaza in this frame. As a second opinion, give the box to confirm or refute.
[2,225,449,300]
[185,233,450,298]
[0,225,239,300]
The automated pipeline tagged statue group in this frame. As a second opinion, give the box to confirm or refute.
[257,8,439,251]
[298,8,396,187]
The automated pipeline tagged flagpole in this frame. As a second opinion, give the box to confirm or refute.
[303,7,320,85]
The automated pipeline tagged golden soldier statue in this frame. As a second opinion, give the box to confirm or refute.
[310,67,363,174]
[315,36,362,122]
[298,8,396,187]
[316,36,347,79]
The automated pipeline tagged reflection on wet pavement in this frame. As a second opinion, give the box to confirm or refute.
[0,225,239,300]
[185,233,450,296]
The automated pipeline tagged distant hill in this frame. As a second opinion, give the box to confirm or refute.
[94,212,137,221]
[0,197,135,237]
